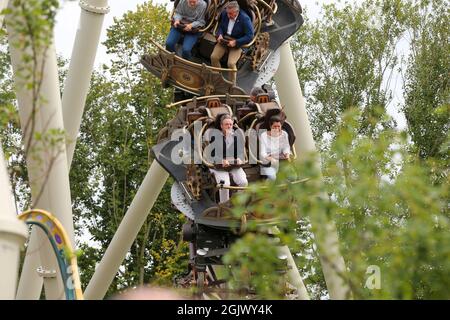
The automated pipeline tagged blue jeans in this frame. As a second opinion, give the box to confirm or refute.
[165,27,200,60]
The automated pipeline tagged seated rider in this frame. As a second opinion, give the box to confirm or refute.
[259,116,291,180]
[204,114,248,203]
[165,0,207,60]
[210,1,254,83]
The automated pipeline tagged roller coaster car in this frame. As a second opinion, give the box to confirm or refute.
[140,0,304,95]
[152,94,295,228]
[153,95,298,276]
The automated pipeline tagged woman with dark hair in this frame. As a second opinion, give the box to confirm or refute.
[259,116,291,180]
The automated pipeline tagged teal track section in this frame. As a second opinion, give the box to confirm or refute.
[25,221,75,300]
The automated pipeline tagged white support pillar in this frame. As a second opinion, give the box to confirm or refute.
[274,40,351,300]
[278,245,310,300]
[6,2,74,299]
[84,161,169,299]
[0,0,8,26]
[62,0,109,168]
[0,144,28,299]
[274,43,315,154]
[15,229,43,299]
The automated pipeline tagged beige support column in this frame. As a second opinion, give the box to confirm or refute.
[274,40,351,299]
[278,245,310,300]
[0,145,28,299]
[62,0,109,167]
[84,161,169,299]
[6,1,74,299]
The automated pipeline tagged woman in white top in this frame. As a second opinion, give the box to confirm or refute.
[259,116,291,180]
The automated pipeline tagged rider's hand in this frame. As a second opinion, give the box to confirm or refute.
[184,23,193,32]
[217,34,223,43]
[236,158,243,165]
[174,20,180,27]
[228,40,237,47]
[222,159,230,167]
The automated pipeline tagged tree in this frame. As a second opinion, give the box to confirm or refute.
[1,0,62,213]
[402,0,449,162]
[69,1,189,296]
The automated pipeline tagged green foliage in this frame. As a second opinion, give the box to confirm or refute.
[0,32,30,211]
[4,0,60,101]
[222,233,287,299]
[0,33,18,154]
[3,0,59,50]
[150,235,189,285]
[227,109,449,299]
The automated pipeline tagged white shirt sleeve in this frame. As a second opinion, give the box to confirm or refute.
[259,131,270,159]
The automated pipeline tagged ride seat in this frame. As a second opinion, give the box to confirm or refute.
[206,97,221,109]
[204,98,233,122]
[187,111,204,124]
[256,93,270,103]
[256,101,283,117]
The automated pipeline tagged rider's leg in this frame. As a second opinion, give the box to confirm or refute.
[181,32,201,60]
[165,27,183,53]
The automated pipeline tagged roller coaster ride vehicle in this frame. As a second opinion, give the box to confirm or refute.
[140,0,303,96]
